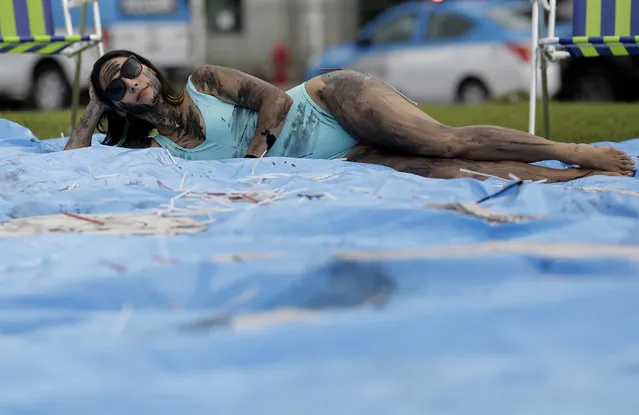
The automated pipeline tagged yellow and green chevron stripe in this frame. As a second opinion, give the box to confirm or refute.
[0,0,90,54]
[561,0,639,57]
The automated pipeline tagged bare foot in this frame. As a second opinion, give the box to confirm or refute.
[567,144,636,176]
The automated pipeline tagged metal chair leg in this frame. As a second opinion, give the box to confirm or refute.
[528,1,540,135]
[70,4,88,133]
[540,54,551,140]
[539,6,551,140]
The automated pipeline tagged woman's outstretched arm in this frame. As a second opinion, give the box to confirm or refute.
[64,84,108,150]
[190,65,293,157]
[64,103,106,150]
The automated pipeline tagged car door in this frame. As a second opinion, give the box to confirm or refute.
[396,9,483,103]
[0,55,37,101]
[348,6,425,94]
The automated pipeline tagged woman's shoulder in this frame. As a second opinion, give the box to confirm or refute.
[188,65,227,97]
[189,65,261,94]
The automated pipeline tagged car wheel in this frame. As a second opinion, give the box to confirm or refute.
[457,79,489,104]
[31,63,71,110]
[571,67,615,102]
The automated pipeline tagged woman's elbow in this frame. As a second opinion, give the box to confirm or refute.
[278,92,293,112]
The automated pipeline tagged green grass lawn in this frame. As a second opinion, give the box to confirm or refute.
[0,108,82,140]
[1,101,638,143]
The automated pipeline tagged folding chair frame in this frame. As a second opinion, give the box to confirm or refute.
[60,0,104,57]
[529,0,639,140]
[61,0,105,129]
[528,0,570,139]
[0,0,104,129]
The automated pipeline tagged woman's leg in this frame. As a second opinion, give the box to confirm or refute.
[346,145,622,183]
[306,71,635,176]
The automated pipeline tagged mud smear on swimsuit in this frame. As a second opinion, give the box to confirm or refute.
[229,107,258,157]
[280,100,320,158]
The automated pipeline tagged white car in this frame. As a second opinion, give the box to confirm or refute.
[306,1,561,105]
[0,48,100,111]
[0,0,195,111]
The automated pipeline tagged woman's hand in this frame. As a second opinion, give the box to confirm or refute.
[64,80,109,150]
[88,80,109,112]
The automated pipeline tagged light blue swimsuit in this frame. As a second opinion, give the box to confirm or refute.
[153,77,358,160]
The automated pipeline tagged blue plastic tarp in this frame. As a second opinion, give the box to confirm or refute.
[1,118,639,414]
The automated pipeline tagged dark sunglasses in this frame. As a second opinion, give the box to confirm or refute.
[103,56,144,102]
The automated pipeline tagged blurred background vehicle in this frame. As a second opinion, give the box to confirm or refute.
[0,0,196,111]
[0,4,100,113]
[305,0,562,104]
[3,0,639,110]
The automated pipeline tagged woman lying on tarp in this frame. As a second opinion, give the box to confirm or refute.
[64,50,635,183]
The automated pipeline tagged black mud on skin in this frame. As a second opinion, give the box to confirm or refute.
[122,99,205,148]
[314,70,591,165]
[232,76,290,154]
[123,66,205,149]
[65,101,104,149]
[181,106,206,142]
[162,104,206,149]
[117,67,163,116]
[191,67,224,97]
[119,102,154,116]
[346,144,602,183]
[101,60,121,88]
[262,129,277,149]
[236,79,262,107]
[315,70,428,154]
[314,70,485,157]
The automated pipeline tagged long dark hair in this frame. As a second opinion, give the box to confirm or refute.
[90,50,184,147]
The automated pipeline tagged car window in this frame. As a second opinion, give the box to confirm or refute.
[425,12,474,39]
[488,6,571,30]
[370,13,418,45]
